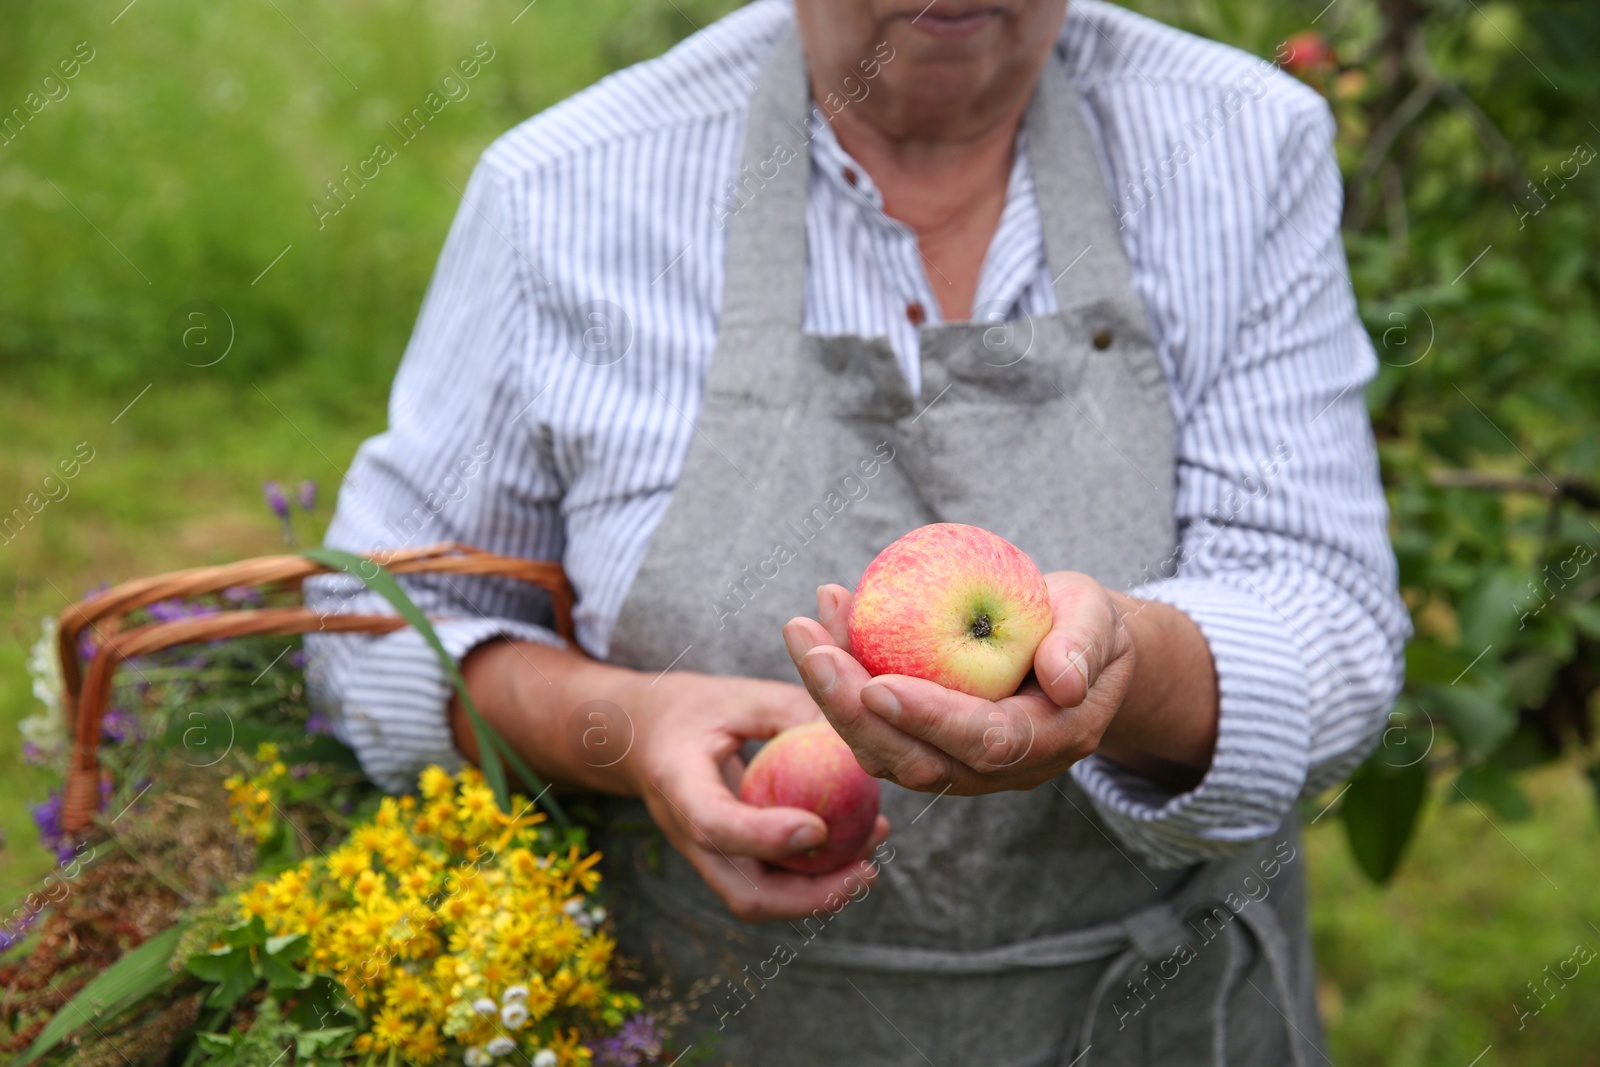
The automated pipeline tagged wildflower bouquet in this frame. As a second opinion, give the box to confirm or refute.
[7,639,679,1067]
[216,763,641,1067]
[4,486,685,1067]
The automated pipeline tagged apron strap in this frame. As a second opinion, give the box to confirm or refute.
[1233,901,1313,1067]
[1066,894,1312,1067]
[1026,44,1143,317]
[719,25,810,333]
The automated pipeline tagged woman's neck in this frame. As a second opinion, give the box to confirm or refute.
[822,90,1030,321]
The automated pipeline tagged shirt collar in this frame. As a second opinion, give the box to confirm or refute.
[806,110,1049,320]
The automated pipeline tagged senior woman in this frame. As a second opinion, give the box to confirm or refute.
[306,0,1408,1063]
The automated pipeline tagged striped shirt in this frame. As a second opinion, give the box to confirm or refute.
[305,0,1410,868]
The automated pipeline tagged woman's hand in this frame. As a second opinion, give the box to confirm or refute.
[454,642,890,925]
[616,670,890,923]
[782,572,1218,795]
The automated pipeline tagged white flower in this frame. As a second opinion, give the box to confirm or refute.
[501,984,529,1004]
[532,1052,559,1067]
[562,899,585,917]
[464,1048,491,1067]
[500,1002,529,1029]
[486,1036,517,1057]
[27,616,62,712]
[473,996,498,1015]
[588,906,607,925]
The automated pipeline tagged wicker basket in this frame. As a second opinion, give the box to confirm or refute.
[54,542,575,833]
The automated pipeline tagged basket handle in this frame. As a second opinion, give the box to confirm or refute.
[57,542,575,833]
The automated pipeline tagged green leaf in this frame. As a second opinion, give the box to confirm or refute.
[1459,567,1530,651]
[1341,758,1429,884]
[286,976,362,1033]
[194,1032,237,1055]
[301,547,567,828]
[184,948,245,985]
[221,916,268,949]
[1566,601,1600,641]
[206,952,260,1010]
[264,932,308,959]
[1421,684,1516,761]
[255,820,297,873]
[1453,765,1534,821]
[1404,639,1473,686]
[296,1026,356,1058]
[260,951,312,992]
[11,924,186,1067]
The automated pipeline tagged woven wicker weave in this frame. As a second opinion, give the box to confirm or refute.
[54,542,575,833]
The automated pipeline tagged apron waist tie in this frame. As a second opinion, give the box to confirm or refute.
[639,870,1311,1067]
[1070,893,1311,1067]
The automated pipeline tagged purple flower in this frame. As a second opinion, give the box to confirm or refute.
[31,791,69,863]
[146,598,219,623]
[0,909,40,956]
[22,740,46,765]
[288,649,307,670]
[298,480,317,511]
[593,1014,665,1067]
[102,709,131,743]
[222,585,264,605]
[263,481,289,519]
[78,629,98,663]
[306,712,334,737]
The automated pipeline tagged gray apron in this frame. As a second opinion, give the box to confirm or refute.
[601,28,1323,1067]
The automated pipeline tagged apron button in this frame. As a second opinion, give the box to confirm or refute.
[1092,327,1114,350]
[906,301,927,326]
[842,165,860,187]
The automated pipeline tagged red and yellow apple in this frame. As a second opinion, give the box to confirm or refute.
[848,523,1052,702]
[1281,31,1335,77]
[739,720,880,874]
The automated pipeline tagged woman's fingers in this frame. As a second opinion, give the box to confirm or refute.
[856,675,1063,773]
[816,583,854,647]
[723,677,824,738]
[1034,572,1122,709]
[797,645,964,791]
[657,751,892,924]
[690,843,883,925]
[652,754,828,863]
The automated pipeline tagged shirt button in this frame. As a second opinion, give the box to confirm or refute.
[842,166,859,187]
[1092,328,1114,350]
[905,302,927,326]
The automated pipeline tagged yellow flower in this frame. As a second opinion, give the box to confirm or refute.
[226,765,636,1063]
[385,971,431,1013]
[327,843,370,884]
[369,1006,415,1052]
[548,1028,592,1067]
[419,765,454,800]
[522,978,557,1021]
[403,1022,446,1064]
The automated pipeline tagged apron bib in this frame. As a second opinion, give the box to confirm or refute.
[601,28,1323,1067]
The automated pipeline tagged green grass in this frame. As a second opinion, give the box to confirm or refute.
[2,1,1599,1063]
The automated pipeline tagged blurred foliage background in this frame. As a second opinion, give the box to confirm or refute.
[1,0,1598,1062]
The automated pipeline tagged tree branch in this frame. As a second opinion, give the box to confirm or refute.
[1428,469,1600,512]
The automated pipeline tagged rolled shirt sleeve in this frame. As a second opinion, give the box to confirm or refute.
[303,160,567,794]
[1070,101,1411,866]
